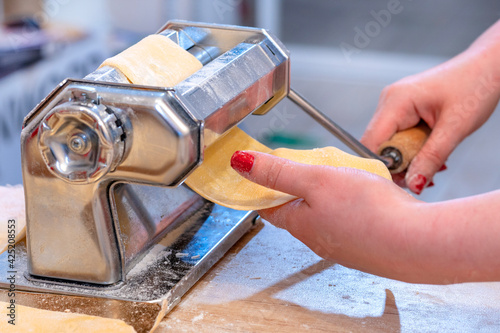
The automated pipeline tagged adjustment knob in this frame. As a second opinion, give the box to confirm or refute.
[38,101,125,184]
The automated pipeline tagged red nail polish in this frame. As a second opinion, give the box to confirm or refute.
[438,164,447,172]
[413,174,427,194]
[231,151,254,173]
[427,181,435,188]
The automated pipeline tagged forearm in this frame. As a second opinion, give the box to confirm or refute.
[409,191,500,283]
[359,191,500,284]
[470,19,500,53]
[464,19,500,89]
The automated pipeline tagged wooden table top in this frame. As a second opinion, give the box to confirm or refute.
[156,219,500,332]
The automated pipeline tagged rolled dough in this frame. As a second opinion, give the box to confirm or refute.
[0,301,136,333]
[100,34,203,87]
[102,34,391,210]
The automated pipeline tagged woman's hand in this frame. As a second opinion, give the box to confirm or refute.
[231,150,422,281]
[231,150,500,284]
[361,20,500,194]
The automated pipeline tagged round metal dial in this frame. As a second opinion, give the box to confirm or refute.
[38,101,125,184]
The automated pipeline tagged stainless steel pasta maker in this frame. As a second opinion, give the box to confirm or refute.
[0,21,385,329]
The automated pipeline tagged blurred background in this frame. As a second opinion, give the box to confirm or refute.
[0,0,499,202]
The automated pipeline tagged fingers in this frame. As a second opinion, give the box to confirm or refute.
[361,82,453,195]
[230,150,320,199]
[391,172,407,188]
[229,150,317,240]
[229,151,322,245]
[361,85,422,152]
[404,124,457,194]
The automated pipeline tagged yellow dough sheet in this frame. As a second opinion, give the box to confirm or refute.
[100,34,391,211]
[185,127,391,210]
[100,34,203,87]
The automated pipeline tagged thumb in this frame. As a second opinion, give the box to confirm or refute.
[405,124,456,194]
[230,150,318,199]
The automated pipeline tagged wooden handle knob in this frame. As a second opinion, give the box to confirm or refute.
[378,121,431,174]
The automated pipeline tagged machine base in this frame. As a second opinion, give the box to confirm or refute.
[0,205,257,331]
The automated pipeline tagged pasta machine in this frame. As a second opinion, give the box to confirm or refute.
[0,21,388,325]
[0,20,289,310]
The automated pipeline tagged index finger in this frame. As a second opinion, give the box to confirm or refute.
[232,151,322,199]
[361,89,421,152]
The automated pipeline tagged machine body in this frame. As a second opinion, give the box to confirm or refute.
[7,21,289,300]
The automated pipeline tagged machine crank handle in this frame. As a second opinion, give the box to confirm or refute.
[377,121,431,174]
[287,88,431,173]
[287,88,388,164]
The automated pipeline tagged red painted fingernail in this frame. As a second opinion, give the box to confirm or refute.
[231,151,254,173]
[413,174,427,194]
[427,181,435,188]
[438,164,447,172]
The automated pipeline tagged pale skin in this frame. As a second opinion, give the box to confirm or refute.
[231,20,500,284]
